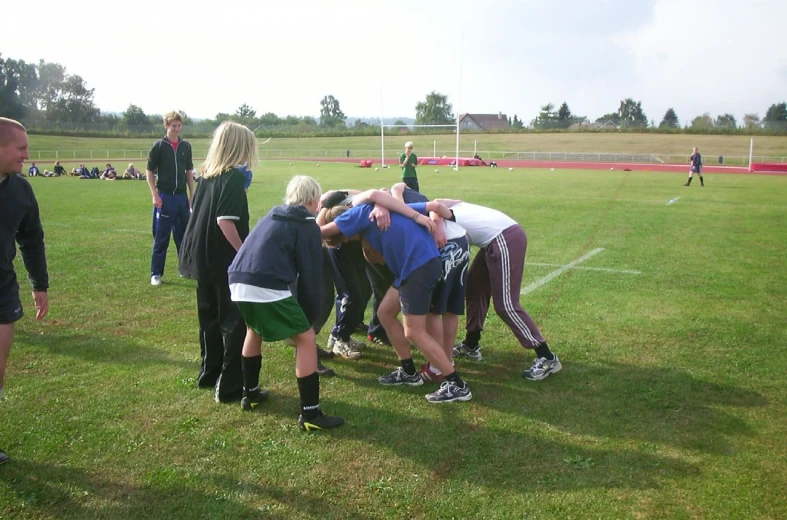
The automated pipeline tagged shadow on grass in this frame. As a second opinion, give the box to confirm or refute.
[0,459,365,520]
[459,354,766,455]
[258,397,700,495]
[15,330,194,371]
[329,344,766,456]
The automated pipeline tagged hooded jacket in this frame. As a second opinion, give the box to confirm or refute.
[228,205,322,324]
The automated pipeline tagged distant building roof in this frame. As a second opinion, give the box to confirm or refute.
[458,113,511,130]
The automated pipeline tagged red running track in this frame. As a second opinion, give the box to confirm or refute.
[275,157,787,175]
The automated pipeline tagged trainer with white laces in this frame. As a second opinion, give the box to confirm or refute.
[329,335,363,359]
[425,381,472,403]
[378,367,423,386]
[452,341,483,361]
[522,351,562,381]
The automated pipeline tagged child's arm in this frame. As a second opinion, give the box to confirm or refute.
[433,198,462,209]
[424,200,452,219]
[320,222,341,238]
[217,220,243,251]
[390,182,407,201]
[352,189,435,233]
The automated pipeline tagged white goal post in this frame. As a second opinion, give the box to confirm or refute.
[379,121,460,169]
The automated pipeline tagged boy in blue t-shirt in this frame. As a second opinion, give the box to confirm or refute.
[320,190,473,403]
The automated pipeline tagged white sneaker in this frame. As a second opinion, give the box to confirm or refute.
[150,275,162,286]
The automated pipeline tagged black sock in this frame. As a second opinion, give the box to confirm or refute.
[534,342,554,360]
[400,358,416,375]
[686,177,692,184]
[444,371,466,388]
[296,371,320,419]
[465,330,482,348]
[241,355,262,392]
[699,176,704,186]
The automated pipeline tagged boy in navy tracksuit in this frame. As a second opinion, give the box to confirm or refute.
[228,176,343,431]
[146,111,194,286]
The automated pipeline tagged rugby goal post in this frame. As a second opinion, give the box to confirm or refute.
[379,120,460,169]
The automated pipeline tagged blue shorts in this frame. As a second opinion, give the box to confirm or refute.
[398,258,441,316]
[430,236,469,315]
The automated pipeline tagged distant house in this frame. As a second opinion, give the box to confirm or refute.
[458,113,511,131]
[569,120,619,131]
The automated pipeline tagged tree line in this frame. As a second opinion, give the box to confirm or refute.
[2,53,785,137]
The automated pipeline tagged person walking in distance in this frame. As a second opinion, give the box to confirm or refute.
[146,111,194,286]
[0,118,50,465]
[399,141,419,192]
[684,147,704,187]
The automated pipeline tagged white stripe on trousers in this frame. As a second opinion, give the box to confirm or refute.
[494,233,538,346]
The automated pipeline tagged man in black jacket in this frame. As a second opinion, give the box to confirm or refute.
[146,111,194,286]
[0,118,50,465]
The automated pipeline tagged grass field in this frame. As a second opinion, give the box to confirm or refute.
[25,133,787,166]
[1,161,786,519]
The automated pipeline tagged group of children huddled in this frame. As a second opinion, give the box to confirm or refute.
[25,161,145,180]
[177,121,561,432]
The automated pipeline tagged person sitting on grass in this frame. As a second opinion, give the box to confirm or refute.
[123,163,143,180]
[227,175,344,431]
[42,162,63,177]
[100,163,117,180]
[27,162,40,177]
[320,190,474,403]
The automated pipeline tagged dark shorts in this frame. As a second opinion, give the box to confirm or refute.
[430,236,469,315]
[690,165,700,173]
[398,257,441,316]
[0,276,23,324]
[236,297,311,342]
[403,177,420,192]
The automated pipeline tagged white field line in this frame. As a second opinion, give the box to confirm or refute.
[521,248,605,295]
[666,197,680,205]
[528,262,642,275]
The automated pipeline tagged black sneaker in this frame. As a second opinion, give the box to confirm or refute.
[316,344,335,359]
[317,362,335,377]
[240,388,269,411]
[354,322,369,334]
[0,450,8,465]
[298,411,345,431]
[378,367,423,386]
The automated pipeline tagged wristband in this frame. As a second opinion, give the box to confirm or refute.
[411,212,420,221]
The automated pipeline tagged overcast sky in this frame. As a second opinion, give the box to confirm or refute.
[2,0,784,125]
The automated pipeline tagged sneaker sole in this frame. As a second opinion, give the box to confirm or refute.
[332,348,362,359]
[425,392,473,403]
[522,362,562,381]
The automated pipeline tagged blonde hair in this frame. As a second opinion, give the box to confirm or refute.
[128,163,135,169]
[284,175,322,206]
[201,122,258,179]
[163,111,183,126]
[0,117,26,145]
[405,141,413,149]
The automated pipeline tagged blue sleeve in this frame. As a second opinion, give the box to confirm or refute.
[334,204,373,238]
[407,202,427,215]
